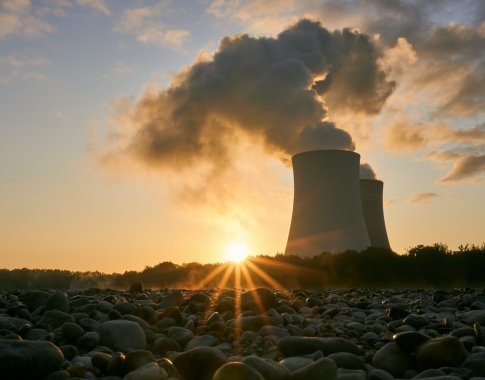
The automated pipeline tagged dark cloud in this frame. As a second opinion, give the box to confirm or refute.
[441,154,485,183]
[408,192,438,204]
[107,19,393,180]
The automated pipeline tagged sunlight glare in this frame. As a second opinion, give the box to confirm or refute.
[224,242,249,263]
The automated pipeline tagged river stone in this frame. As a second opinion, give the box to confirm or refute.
[367,368,394,380]
[22,290,51,311]
[153,336,181,355]
[462,351,485,376]
[213,361,265,380]
[39,310,75,330]
[463,310,485,325]
[414,368,447,378]
[160,291,185,308]
[45,292,69,313]
[62,322,84,342]
[76,331,100,350]
[123,362,168,380]
[259,325,290,337]
[242,355,290,380]
[277,336,360,356]
[124,349,156,373]
[241,288,277,312]
[167,326,194,346]
[289,357,337,380]
[234,315,273,331]
[279,357,314,373]
[97,320,146,352]
[0,339,64,380]
[185,334,219,350]
[327,352,366,370]
[415,336,467,368]
[0,316,32,333]
[393,331,430,352]
[372,342,414,377]
[42,370,71,380]
[172,346,227,380]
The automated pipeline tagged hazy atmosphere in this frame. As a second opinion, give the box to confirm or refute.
[1,0,484,272]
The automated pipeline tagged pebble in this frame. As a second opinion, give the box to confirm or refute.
[97,320,146,352]
[289,357,337,380]
[212,361,265,380]
[415,336,467,368]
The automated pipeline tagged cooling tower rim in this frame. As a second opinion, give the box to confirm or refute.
[292,149,359,160]
[360,178,383,184]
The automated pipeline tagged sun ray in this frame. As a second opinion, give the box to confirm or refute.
[240,263,267,313]
[194,262,228,289]
[245,260,287,290]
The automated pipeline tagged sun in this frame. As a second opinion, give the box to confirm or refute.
[223,241,250,263]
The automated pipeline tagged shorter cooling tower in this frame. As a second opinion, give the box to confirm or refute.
[285,150,370,257]
[360,179,391,249]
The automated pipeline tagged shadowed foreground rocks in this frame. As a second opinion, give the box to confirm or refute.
[1,287,485,379]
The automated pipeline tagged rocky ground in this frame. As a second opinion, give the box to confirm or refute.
[1,286,485,380]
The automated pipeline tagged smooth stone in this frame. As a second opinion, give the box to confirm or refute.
[462,351,485,377]
[259,325,290,338]
[213,361,265,380]
[185,334,218,350]
[277,336,361,356]
[22,290,51,311]
[123,362,168,380]
[76,331,100,350]
[367,368,394,380]
[328,352,366,370]
[45,292,69,313]
[128,282,143,294]
[0,316,32,333]
[241,288,277,312]
[393,331,430,352]
[124,350,156,373]
[289,357,337,380]
[153,336,181,355]
[415,336,467,368]
[107,351,126,376]
[337,368,366,380]
[242,354,290,380]
[172,346,227,380]
[91,352,111,372]
[42,370,71,380]
[279,357,313,373]
[97,320,146,352]
[59,344,79,360]
[62,322,84,342]
[158,306,183,324]
[167,326,194,346]
[233,315,274,331]
[0,339,64,380]
[39,310,75,329]
[113,303,136,315]
[464,310,485,325]
[403,314,428,328]
[414,368,447,378]
[159,291,185,308]
[372,342,414,377]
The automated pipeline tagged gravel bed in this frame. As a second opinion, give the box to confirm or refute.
[1,287,485,380]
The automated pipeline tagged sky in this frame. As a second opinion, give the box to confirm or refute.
[1,0,484,273]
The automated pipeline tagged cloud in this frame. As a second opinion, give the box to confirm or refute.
[77,0,111,16]
[408,192,438,204]
[115,3,189,50]
[0,0,54,39]
[98,19,393,202]
[441,154,485,183]
[112,62,132,77]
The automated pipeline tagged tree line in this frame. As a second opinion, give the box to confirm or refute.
[1,243,484,290]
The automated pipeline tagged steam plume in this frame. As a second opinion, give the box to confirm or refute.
[105,19,394,175]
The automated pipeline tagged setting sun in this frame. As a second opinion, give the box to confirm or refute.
[223,242,250,263]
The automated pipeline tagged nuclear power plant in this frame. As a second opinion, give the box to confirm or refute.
[285,149,390,257]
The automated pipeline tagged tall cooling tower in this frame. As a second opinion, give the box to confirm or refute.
[359,179,391,249]
[285,150,370,257]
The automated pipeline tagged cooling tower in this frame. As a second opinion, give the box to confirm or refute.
[285,150,370,257]
[360,179,391,249]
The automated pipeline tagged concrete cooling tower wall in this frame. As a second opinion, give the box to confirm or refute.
[360,179,391,249]
[285,150,371,257]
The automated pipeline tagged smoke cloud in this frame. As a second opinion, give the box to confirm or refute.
[360,163,377,179]
[104,19,393,179]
